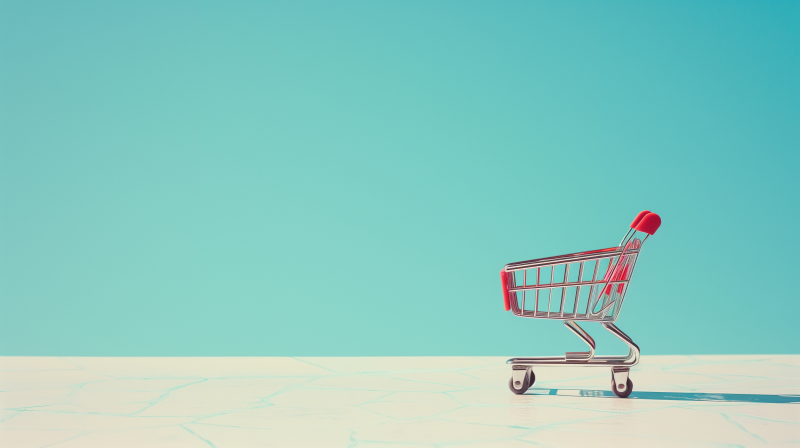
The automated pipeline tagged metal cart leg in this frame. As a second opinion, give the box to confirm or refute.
[601,322,640,366]
[564,321,595,361]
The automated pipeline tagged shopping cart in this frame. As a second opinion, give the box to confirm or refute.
[500,211,661,398]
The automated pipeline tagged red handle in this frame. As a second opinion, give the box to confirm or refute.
[500,270,511,311]
[635,212,661,235]
[630,210,651,229]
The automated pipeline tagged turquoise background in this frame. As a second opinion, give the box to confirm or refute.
[1,1,798,356]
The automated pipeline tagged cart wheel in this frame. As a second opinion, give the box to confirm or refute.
[509,370,534,395]
[612,378,633,398]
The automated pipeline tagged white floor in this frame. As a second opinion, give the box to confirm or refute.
[0,355,798,447]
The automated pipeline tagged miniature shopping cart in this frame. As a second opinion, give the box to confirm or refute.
[500,211,661,398]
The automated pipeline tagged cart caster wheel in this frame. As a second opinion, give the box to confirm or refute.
[509,370,534,395]
[612,378,633,398]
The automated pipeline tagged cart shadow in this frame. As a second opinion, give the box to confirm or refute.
[528,388,800,404]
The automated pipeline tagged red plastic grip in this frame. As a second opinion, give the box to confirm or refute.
[500,270,511,311]
[635,212,661,235]
[630,210,651,229]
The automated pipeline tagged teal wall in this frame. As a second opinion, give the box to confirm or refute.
[1,1,798,356]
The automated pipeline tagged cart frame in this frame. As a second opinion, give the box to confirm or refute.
[500,211,661,397]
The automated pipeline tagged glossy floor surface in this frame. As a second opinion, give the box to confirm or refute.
[0,356,798,447]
